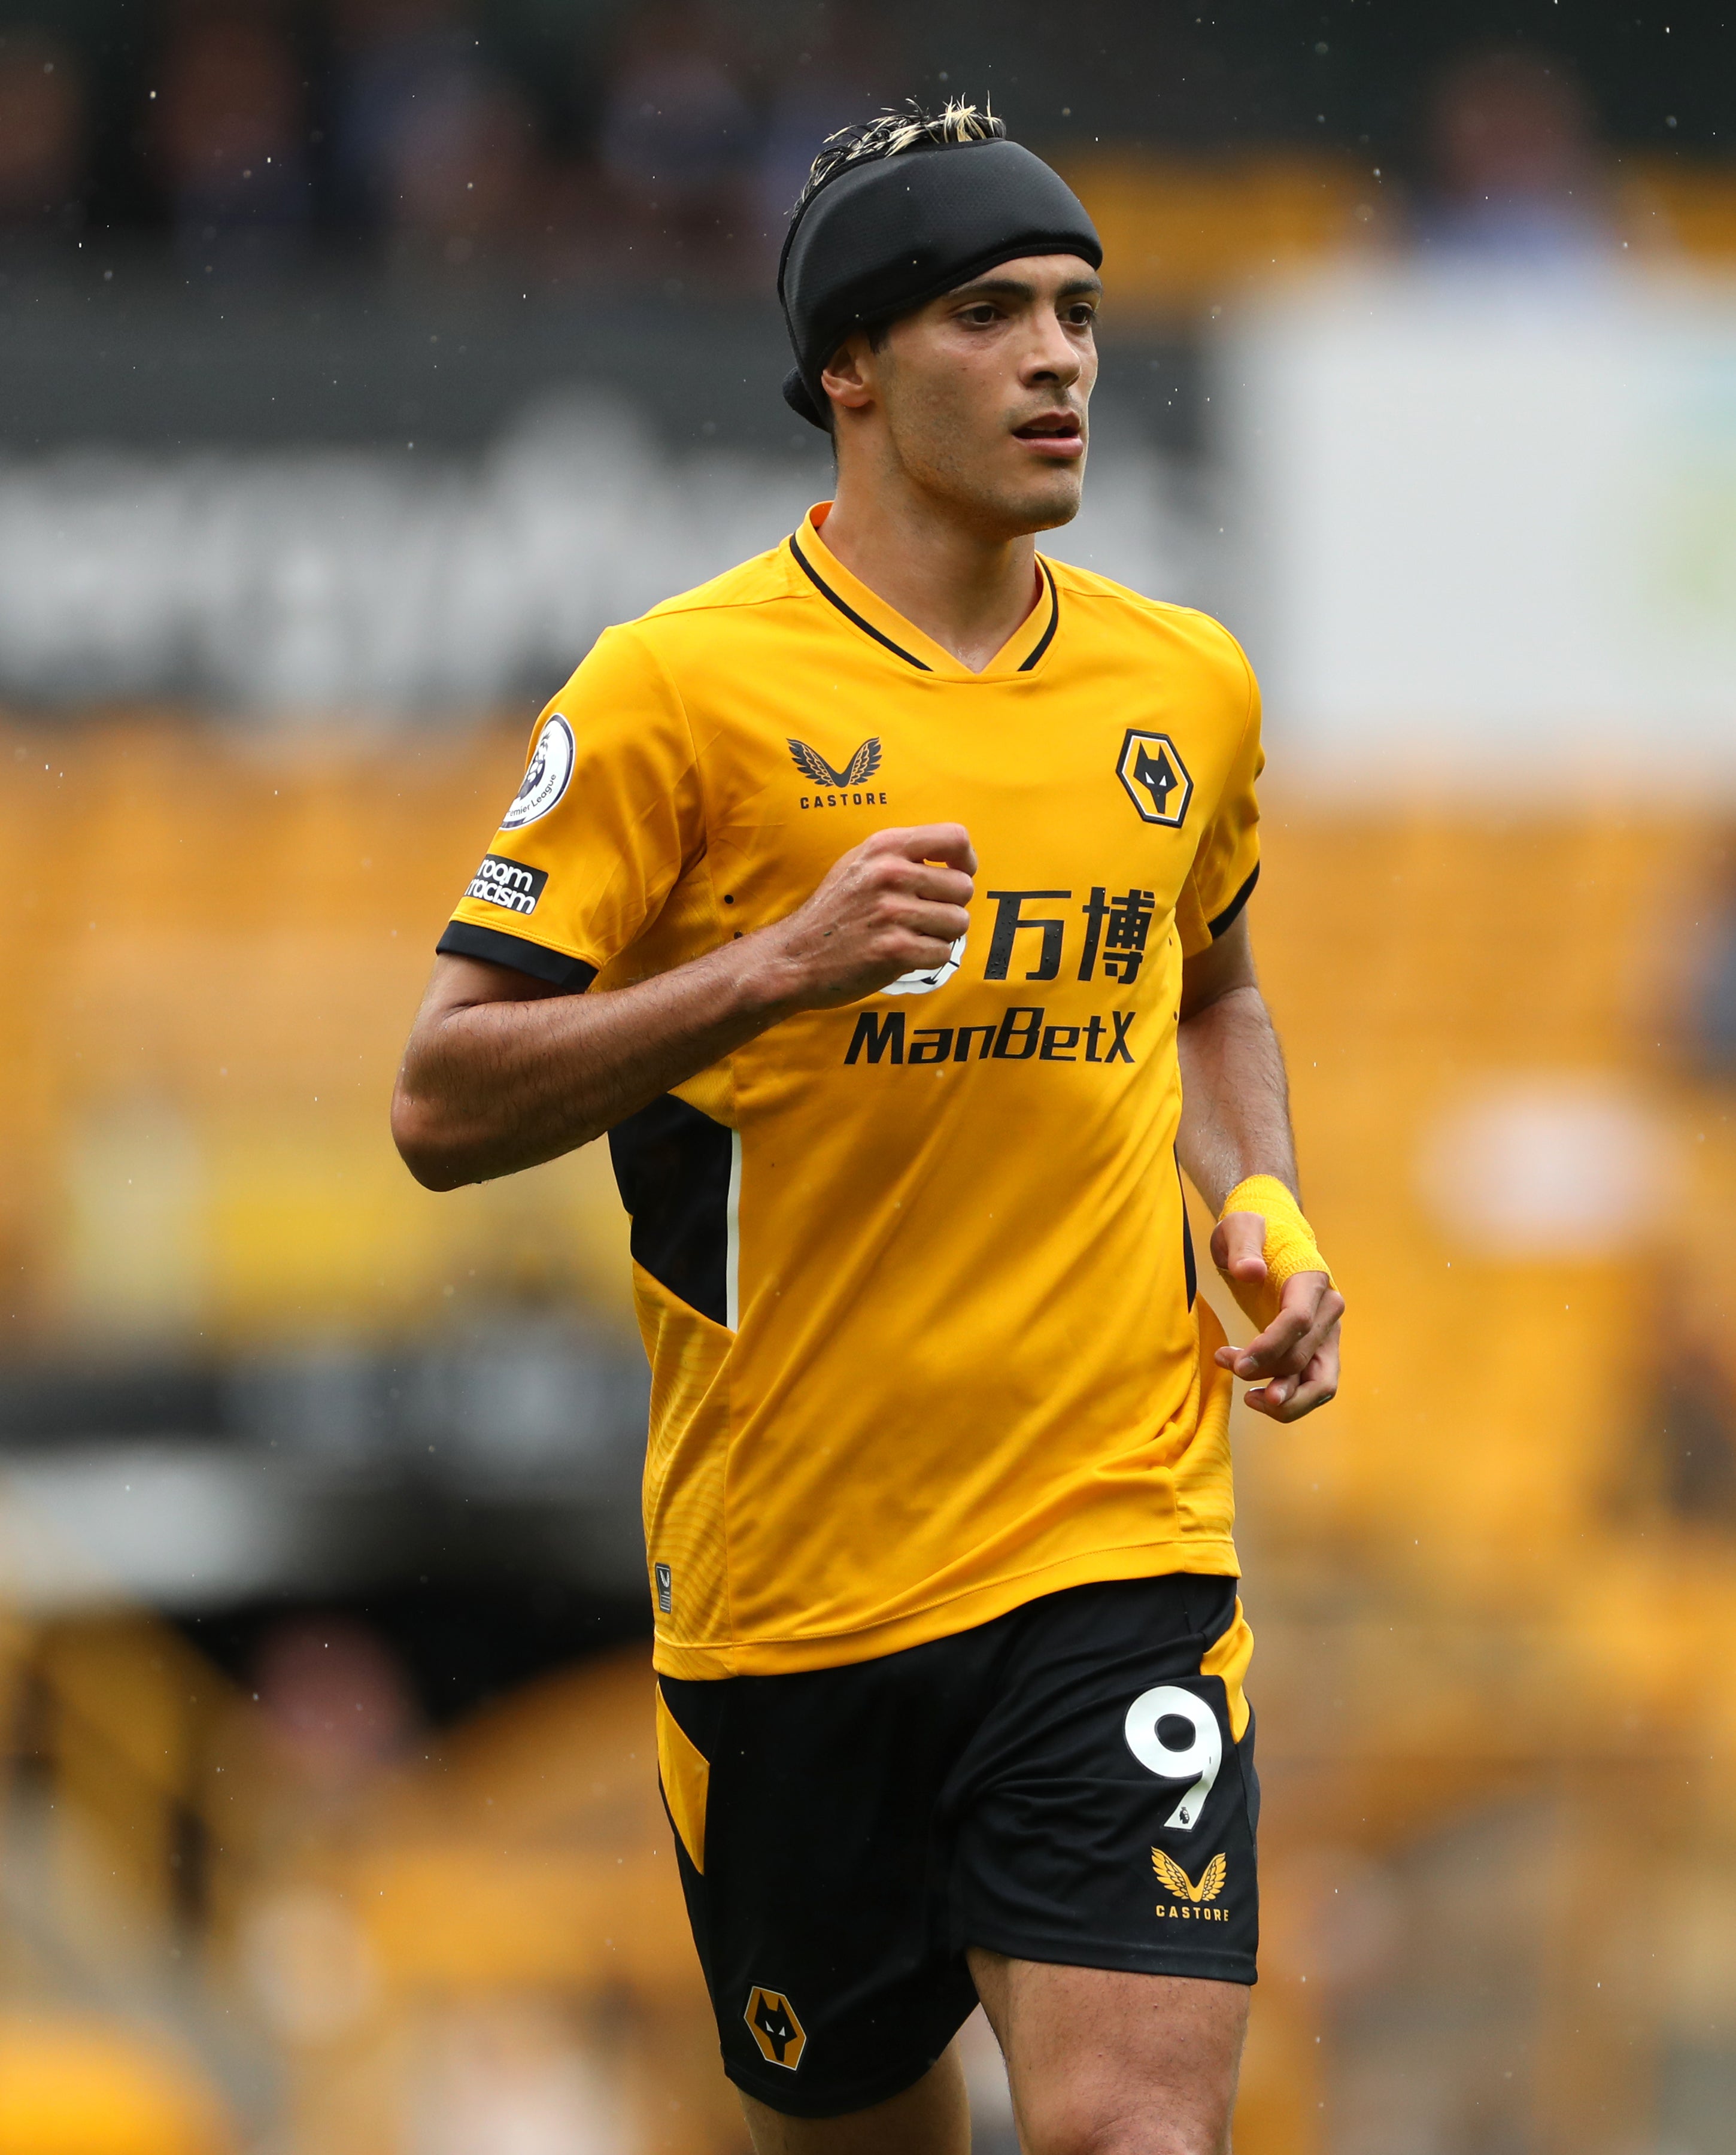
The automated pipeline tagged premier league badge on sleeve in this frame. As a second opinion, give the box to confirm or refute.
[502,715,576,829]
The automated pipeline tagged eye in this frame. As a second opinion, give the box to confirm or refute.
[958,303,1001,326]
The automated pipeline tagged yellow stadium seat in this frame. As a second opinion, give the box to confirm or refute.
[0,2018,233,2155]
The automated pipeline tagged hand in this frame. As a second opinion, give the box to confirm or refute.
[752,824,977,1012]
[1209,1210,1343,1422]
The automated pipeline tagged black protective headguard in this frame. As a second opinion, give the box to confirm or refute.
[776,135,1103,430]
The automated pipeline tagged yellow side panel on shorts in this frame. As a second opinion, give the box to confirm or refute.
[1201,1596,1254,1743]
[655,1685,711,1872]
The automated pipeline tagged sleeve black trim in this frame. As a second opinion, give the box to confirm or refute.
[1207,864,1260,941]
[436,921,599,992]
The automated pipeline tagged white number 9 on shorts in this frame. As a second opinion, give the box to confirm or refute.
[1122,1684,1222,1832]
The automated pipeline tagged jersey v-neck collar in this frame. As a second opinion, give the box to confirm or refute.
[788,505,1060,682]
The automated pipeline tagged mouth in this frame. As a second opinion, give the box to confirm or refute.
[1011,410,1085,460]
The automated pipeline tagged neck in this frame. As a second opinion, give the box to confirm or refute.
[819,467,1040,673]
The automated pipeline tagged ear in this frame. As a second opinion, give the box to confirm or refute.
[819,330,878,417]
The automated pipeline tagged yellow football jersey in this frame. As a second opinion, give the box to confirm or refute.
[441,506,1263,1678]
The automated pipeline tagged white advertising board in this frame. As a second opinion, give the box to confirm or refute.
[1224,271,1736,790]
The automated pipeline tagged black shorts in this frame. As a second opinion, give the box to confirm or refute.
[657,1573,1259,2118]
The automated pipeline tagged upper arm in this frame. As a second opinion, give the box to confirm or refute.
[411,951,572,1030]
[397,953,572,1097]
[1179,908,1257,1021]
[394,943,597,1188]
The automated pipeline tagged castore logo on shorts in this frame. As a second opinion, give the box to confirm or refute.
[1152,1849,1231,1922]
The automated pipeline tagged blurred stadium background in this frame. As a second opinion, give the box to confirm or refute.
[1,2,1734,2150]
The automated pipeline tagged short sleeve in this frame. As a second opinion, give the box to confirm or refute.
[438,625,702,991]
[1174,638,1264,960]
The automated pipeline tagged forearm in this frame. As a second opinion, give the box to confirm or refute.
[393,938,794,1189]
[394,820,980,1191]
[1174,982,1298,1214]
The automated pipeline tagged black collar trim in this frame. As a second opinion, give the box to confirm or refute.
[1018,560,1060,672]
[788,532,932,672]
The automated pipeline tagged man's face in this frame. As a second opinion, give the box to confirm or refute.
[825,253,1100,537]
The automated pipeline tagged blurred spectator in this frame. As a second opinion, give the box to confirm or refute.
[1636,1273,1736,1530]
[1661,1343,1736,1524]
[1419,48,1612,268]
[254,1614,417,1801]
[756,63,847,245]
[1693,851,1736,1078]
[233,1617,419,2057]
[599,1,756,276]
[0,31,86,235]
[329,0,541,267]
[754,28,902,260]
[384,69,542,267]
[154,10,312,272]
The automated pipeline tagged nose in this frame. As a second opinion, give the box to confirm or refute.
[1022,312,1085,390]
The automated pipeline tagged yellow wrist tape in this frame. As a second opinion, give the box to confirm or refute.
[1217,1174,1333,1331]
